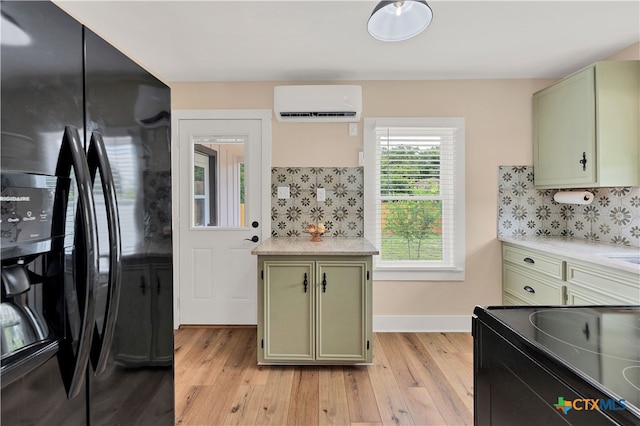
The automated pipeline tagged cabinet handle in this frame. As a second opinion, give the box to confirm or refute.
[583,322,590,340]
[579,152,587,171]
[303,273,308,293]
[322,273,327,293]
[523,285,535,294]
[140,276,146,295]
[523,257,535,264]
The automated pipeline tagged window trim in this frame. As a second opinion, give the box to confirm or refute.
[364,117,465,281]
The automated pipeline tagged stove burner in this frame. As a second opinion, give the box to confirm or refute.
[623,366,640,392]
[529,308,640,363]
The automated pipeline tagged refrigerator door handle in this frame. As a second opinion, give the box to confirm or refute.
[55,126,99,399]
[87,131,122,376]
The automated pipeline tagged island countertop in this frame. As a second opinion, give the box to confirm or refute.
[251,237,379,256]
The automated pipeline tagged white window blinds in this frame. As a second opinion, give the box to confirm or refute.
[364,118,465,281]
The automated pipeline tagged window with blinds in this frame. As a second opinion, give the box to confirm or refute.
[364,118,465,281]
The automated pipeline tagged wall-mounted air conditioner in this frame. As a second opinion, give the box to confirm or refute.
[274,85,362,122]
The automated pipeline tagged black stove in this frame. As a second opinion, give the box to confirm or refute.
[473,305,640,425]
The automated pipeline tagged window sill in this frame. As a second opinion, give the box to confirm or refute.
[372,267,465,282]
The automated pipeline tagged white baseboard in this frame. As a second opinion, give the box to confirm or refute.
[373,315,471,332]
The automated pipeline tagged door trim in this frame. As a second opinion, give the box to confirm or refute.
[171,109,272,328]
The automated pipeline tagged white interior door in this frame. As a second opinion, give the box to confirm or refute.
[177,118,265,324]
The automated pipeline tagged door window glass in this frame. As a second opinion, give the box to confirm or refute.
[192,136,246,228]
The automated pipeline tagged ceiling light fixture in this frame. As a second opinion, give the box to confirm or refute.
[367,0,433,42]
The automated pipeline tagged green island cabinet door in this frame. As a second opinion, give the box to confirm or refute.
[316,261,368,362]
[533,61,639,188]
[258,256,372,364]
[261,260,315,361]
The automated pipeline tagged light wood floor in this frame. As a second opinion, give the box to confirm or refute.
[174,327,473,426]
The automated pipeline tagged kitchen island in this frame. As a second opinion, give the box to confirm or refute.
[251,237,378,364]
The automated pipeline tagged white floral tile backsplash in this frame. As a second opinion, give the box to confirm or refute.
[497,166,640,247]
[270,167,364,237]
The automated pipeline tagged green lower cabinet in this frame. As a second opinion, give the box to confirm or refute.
[316,262,367,362]
[262,261,315,361]
[258,256,372,364]
[565,287,624,306]
[566,261,640,305]
[502,242,640,306]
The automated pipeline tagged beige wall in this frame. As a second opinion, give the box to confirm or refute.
[169,43,638,317]
[605,42,639,60]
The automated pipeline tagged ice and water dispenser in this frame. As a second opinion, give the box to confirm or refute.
[1,172,69,385]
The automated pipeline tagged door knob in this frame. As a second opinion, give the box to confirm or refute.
[245,236,259,243]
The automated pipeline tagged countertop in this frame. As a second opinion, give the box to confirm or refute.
[251,237,379,256]
[499,236,640,275]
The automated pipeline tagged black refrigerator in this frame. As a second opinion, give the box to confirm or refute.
[1,1,174,424]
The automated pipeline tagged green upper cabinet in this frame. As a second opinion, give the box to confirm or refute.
[533,61,640,188]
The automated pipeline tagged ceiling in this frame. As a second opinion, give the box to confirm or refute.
[54,0,640,82]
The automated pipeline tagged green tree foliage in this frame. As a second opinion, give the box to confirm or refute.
[383,200,439,258]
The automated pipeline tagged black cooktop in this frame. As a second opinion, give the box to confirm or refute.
[478,306,640,414]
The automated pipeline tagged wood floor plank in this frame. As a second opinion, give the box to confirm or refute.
[401,386,448,425]
[401,333,473,425]
[368,333,414,425]
[221,384,264,425]
[287,368,320,425]
[418,333,474,414]
[176,330,233,423]
[175,386,203,426]
[176,328,229,386]
[204,329,257,425]
[173,328,203,355]
[179,329,256,425]
[174,328,207,380]
[452,333,473,352]
[420,332,472,357]
[174,329,474,426]
[375,333,423,388]
[254,367,295,425]
[318,366,350,425]
[344,366,383,424]
[194,329,248,386]
[445,352,474,414]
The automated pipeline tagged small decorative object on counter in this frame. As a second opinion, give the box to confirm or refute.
[305,222,324,242]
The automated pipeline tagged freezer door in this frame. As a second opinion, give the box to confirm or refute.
[0,0,84,176]
[84,28,174,425]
